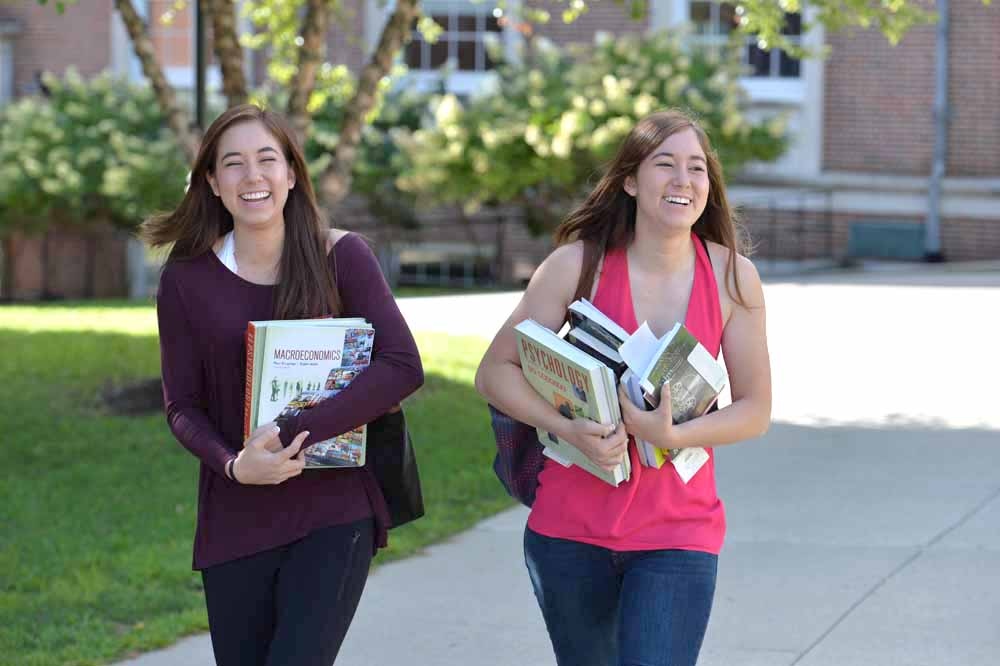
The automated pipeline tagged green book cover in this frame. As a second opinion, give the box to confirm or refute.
[514,319,628,486]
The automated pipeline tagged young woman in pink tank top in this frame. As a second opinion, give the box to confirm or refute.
[476,109,772,666]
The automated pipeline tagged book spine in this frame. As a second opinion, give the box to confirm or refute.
[243,323,256,440]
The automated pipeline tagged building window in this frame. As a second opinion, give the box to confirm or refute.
[0,40,12,105]
[690,1,800,78]
[405,2,503,72]
[0,19,19,105]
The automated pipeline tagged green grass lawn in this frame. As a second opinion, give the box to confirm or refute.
[0,303,510,666]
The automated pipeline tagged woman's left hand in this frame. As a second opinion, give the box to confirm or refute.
[618,381,678,451]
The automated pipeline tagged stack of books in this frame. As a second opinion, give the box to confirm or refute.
[564,299,629,380]
[618,321,727,478]
[244,318,375,468]
[515,299,728,485]
[515,319,629,486]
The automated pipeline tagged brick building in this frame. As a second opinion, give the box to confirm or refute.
[1,0,997,299]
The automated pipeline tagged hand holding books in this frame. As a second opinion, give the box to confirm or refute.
[558,419,629,472]
[515,298,726,486]
[232,423,308,485]
[616,380,676,452]
[513,319,629,486]
[244,317,376,469]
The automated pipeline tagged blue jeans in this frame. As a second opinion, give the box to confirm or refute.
[524,527,718,666]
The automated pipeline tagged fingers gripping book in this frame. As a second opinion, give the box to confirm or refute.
[513,300,727,484]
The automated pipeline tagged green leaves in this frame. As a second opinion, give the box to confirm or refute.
[0,70,188,234]
[394,31,788,222]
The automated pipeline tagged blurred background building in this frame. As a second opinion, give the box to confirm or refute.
[0,0,997,299]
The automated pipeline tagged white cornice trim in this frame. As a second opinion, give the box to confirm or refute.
[730,181,1000,220]
[735,171,1000,195]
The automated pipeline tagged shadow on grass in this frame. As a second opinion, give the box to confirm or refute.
[0,327,509,666]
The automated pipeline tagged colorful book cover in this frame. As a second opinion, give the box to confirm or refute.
[514,319,628,486]
[245,319,374,468]
[638,323,727,423]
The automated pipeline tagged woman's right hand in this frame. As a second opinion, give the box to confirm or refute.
[232,423,308,485]
[558,419,628,471]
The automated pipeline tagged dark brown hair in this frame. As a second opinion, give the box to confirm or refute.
[141,104,339,319]
[554,109,748,306]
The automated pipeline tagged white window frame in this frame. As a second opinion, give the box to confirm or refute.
[113,0,223,90]
[407,3,499,72]
[661,0,804,104]
[369,0,521,97]
[655,0,824,177]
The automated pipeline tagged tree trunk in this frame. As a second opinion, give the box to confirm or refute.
[1,236,14,301]
[115,0,199,164]
[84,231,98,299]
[40,229,52,300]
[287,0,330,145]
[318,0,421,206]
[205,0,247,108]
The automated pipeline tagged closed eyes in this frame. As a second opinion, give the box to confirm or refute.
[655,162,706,172]
[224,158,278,168]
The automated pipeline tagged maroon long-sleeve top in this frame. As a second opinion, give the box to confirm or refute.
[156,232,424,570]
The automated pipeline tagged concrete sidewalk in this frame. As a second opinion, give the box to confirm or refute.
[117,422,1000,666]
[115,267,1000,666]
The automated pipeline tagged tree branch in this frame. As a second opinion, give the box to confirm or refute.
[319,0,421,206]
[205,0,247,108]
[286,0,330,145]
[115,0,199,164]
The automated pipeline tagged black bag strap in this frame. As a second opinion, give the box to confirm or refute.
[571,239,600,304]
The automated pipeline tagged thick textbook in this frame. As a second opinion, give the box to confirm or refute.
[621,369,709,482]
[633,321,727,415]
[244,318,374,468]
[565,326,628,380]
[567,298,629,351]
[514,319,629,486]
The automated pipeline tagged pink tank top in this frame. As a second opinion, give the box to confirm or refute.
[527,232,726,554]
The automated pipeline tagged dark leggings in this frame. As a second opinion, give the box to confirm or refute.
[201,518,374,666]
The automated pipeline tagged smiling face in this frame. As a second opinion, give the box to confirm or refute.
[624,127,709,234]
[205,120,296,230]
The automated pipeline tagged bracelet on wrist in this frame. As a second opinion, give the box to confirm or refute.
[227,457,239,483]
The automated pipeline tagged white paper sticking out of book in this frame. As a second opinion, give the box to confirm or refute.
[619,321,727,482]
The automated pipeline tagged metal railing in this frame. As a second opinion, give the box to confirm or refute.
[345,207,519,289]
[735,186,835,262]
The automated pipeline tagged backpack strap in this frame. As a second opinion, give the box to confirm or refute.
[572,239,600,303]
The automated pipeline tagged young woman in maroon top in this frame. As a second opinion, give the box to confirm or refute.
[141,105,423,666]
[476,110,772,665]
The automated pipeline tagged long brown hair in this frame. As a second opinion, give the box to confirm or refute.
[141,104,340,319]
[554,109,748,306]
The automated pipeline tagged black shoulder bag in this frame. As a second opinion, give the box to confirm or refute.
[367,405,424,529]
